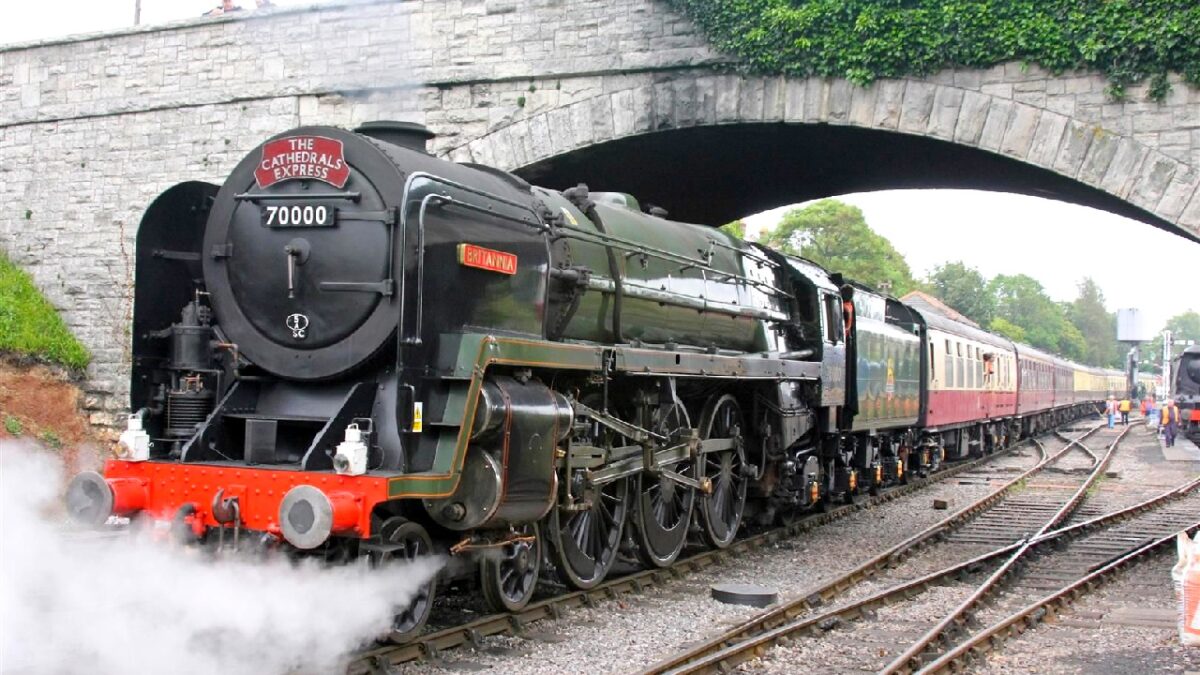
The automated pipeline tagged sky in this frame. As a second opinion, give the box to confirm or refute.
[1,0,314,46]
[744,190,1199,336]
[6,2,1197,339]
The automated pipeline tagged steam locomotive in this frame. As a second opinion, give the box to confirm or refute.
[1173,345,1200,439]
[65,121,1123,639]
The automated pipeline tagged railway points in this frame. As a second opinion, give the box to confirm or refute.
[639,423,1198,675]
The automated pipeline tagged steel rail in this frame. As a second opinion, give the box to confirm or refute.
[349,423,1065,674]
[638,423,1101,675]
[879,424,1132,674]
[920,500,1200,672]
[649,471,1200,675]
[1052,428,1099,466]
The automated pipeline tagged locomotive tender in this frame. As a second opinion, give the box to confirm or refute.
[65,122,1124,638]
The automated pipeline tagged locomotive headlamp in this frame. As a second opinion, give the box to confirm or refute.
[65,471,148,526]
[114,412,151,462]
[278,485,361,549]
[332,423,368,476]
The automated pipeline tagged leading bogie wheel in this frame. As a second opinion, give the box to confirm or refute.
[374,517,436,643]
[696,394,747,549]
[480,523,541,613]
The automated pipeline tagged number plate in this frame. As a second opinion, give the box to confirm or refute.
[261,204,338,228]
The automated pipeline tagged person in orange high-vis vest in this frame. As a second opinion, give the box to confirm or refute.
[1162,400,1181,447]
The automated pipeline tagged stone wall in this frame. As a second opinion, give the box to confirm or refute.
[0,0,720,426]
[1,0,1196,426]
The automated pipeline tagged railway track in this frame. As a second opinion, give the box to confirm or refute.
[349,424,1083,674]
[641,425,1200,674]
[921,480,1200,673]
[645,477,1199,674]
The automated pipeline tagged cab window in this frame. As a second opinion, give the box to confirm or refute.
[823,294,842,343]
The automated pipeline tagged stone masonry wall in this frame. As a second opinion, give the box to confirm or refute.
[0,0,720,427]
[0,0,1196,427]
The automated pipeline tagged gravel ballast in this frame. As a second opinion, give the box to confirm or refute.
[394,443,1045,673]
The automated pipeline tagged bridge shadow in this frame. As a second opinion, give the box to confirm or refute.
[516,124,1184,238]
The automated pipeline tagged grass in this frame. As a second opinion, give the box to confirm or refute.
[37,429,62,449]
[3,415,22,436]
[0,251,89,369]
[1008,477,1028,495]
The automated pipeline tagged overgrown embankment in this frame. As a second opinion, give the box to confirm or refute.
[0,252,90,370]
[1,252,99,463]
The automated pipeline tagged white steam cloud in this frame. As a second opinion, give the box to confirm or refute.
[0,441,440,675]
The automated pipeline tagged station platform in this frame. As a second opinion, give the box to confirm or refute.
[1154,425,1200,461]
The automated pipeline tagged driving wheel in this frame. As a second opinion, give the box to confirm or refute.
[630,398,696,568]
[547,396,634,589]
[696,394,747,549]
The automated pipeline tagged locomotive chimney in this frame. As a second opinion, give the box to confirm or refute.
[354,120,435,154]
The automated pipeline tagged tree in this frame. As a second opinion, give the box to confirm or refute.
[719,220,746,239]
[1144,310,1200,373]
[1167,311,1200,341]
[988,317,1026,343]
[989,274,1084,359]
[1066,278,1119,368]
[925,261,994,326]
[759,199,917,295]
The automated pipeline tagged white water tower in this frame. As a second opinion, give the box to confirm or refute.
[1117,309,1155,398]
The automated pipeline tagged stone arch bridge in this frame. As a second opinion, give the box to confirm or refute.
[1,0,1197,422]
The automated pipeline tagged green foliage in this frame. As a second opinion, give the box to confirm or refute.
[1165,311,1200,342]
[4,415,22,436]
[719,219,747,239]
[670,0,1200,101]
[1067,278,1120,368]
[925,261,993,326]
[0,251,90,370]
[1144,310,1200,371]
[924,269,1133,368]
[37,429,62,449]
[988,317,1026,344]
[990,274,1085,360]
[759,199,917,295]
